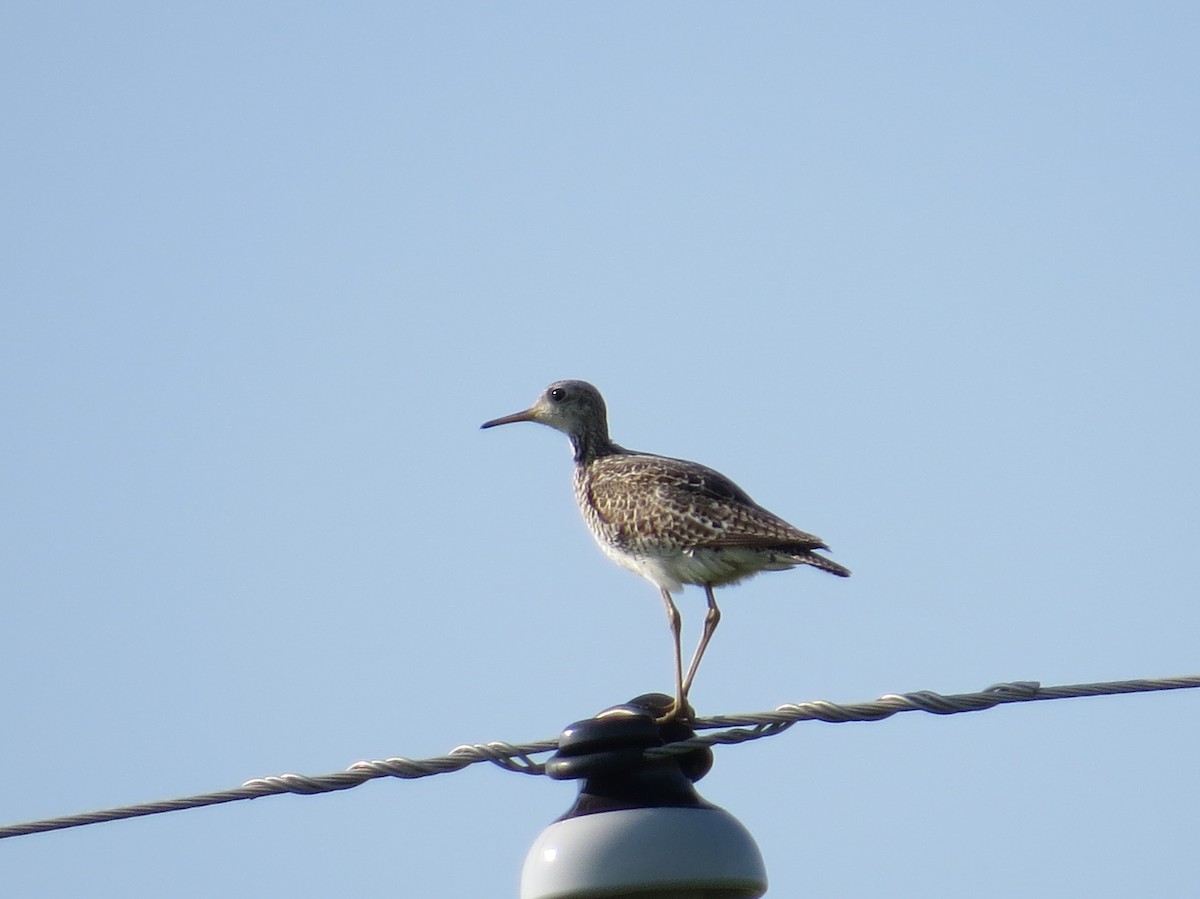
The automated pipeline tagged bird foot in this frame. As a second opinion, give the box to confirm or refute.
[655,697,695,724]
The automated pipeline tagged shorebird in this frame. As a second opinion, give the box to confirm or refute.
[482,380,849,718]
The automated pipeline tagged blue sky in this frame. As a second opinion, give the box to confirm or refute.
[3,3,1198,896]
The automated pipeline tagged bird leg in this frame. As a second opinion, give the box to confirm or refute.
[659,587,687,720]
[681,585,721,697]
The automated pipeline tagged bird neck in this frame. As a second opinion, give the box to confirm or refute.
[570,428,620,464]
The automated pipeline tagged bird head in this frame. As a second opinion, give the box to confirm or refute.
[481,380,609,440]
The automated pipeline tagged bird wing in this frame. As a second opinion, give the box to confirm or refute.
[585,453,829,552]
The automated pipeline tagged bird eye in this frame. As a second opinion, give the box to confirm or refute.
[549,387,566,402]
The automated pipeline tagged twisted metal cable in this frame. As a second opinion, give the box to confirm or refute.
[3,673,1197,840]
[0,739,560,839]
[650,674,1200,756]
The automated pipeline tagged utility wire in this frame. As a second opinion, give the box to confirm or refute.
[3,673,1197,840]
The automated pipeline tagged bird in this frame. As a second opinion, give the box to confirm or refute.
[481,379,849,719]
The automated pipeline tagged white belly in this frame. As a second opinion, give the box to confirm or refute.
[596,540,791,594]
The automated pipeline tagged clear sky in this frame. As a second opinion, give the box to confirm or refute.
[3,3,1198,896]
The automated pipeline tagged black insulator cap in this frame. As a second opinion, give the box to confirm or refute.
[545,694,716,820]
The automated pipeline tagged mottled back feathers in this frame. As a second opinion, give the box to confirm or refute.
[576,450,851,580]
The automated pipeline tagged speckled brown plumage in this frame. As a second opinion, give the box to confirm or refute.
[482,379,849,719]
[577,453,850,584]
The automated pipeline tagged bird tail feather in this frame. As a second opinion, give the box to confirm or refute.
[803,553,851,578]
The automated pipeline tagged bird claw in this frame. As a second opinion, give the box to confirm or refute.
[655,697,695,724]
